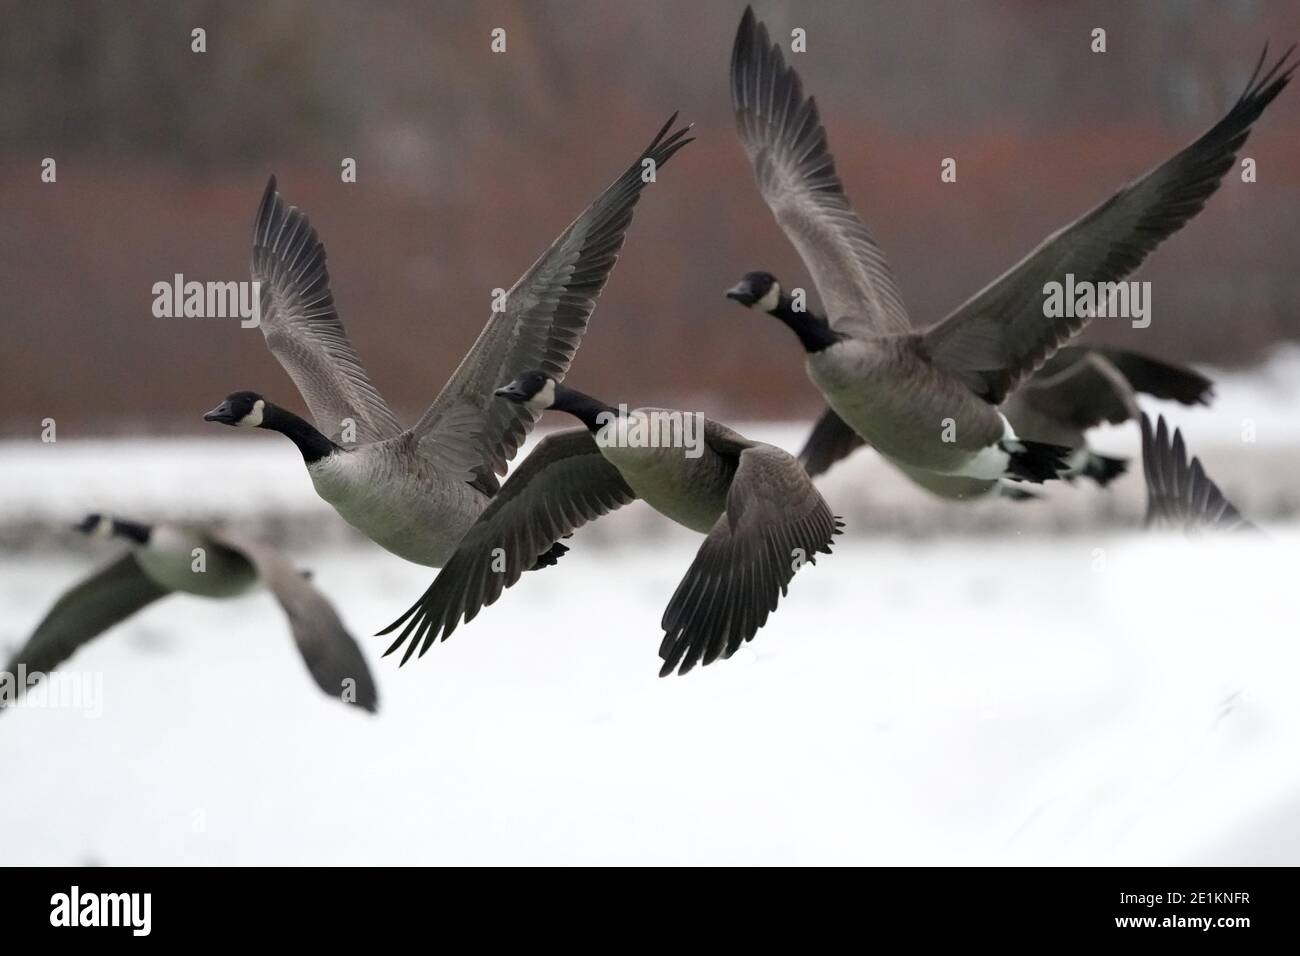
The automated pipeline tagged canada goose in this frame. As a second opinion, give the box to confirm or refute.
[378,371,842,677]
[1141,415,1255,534]
[783,325,1214,496]
[728,7,1291,488]
[3,514,377,712]
[204,116,692,567]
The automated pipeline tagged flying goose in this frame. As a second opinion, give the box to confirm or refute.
[378,371,842,677]
[727,7,1292,489]
[4,514,378,712]
[204,116,692,567]
[1141,415,1255,534]
[780,323,1213,497]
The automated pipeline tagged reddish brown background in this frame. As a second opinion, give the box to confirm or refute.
[2,0,1298,437]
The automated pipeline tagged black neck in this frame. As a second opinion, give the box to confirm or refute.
[260,403,339,463]
[551,385,618,433]
[111,518,152,546]
[769,295,843,353]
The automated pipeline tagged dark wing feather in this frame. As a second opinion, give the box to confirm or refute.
[731,7,910,337]
[1010,346,1213,431]
[411,117,693,480]
[1141,414,1254,534]
[378,428,637,664]
[1091,346,1214,406]
[211,531,378,712]
[924,48,1295,404]
[252,177,404,445]
[798,405,868,478]
[4,554,168,701]
[658,443,842,677]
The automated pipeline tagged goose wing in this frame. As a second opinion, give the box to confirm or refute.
[731,7,910,337]
[1007,349,1140,430]
[252,177,404,445]
[1089,346,1214,406]
[798,406,869,479]
[1140,414,1254,534]
[378,428,637,664]
[4,553,169,689]
[210,531,378,712]
[923,48,1294,405]
[409,117,693,485]
[658,442,842,677]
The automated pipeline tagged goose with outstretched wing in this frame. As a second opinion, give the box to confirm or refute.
[379,371,841,677]
[727,6,1291,493]
[204,116,692,567]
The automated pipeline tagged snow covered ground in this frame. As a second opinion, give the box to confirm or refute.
[1,531,1297,866]
[1,351,1298,865]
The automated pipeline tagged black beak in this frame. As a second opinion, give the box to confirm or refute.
[203,400,234,423]
[725,281,757,306]
[494,382,527,402]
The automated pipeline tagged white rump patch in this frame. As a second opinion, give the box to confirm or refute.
[955,414,1014,480]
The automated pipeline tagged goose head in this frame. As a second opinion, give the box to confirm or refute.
[494,371,557,410]
[73,513,116,540]
[204,390,266,428]
[725,271,782,313]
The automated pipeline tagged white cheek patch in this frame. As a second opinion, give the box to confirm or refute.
[238,399,265,428]
[93,516,114,539]
[756,282,781,313]
[526,379,556,410]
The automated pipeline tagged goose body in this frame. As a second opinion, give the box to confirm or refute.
[728,7,1291,492]
[799,342,1214,500]
[594,409,733,534]
[380,373,842,677]
[5,515,378,712]
[132,522,258,597]
[206,116,692,567]
[306,438,487,566]
[806,336,1011,477]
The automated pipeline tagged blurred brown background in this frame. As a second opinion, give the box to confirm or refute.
[2,0,1298,437]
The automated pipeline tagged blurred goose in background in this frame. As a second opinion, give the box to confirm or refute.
[4,514,377,712]
[204,116,693,567]
[1141,415,1256,534]
[379,371,842,677]
[728,7,1292,491]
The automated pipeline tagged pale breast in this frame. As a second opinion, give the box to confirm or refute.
[308,447,488,567]
[808,337,1007,473]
